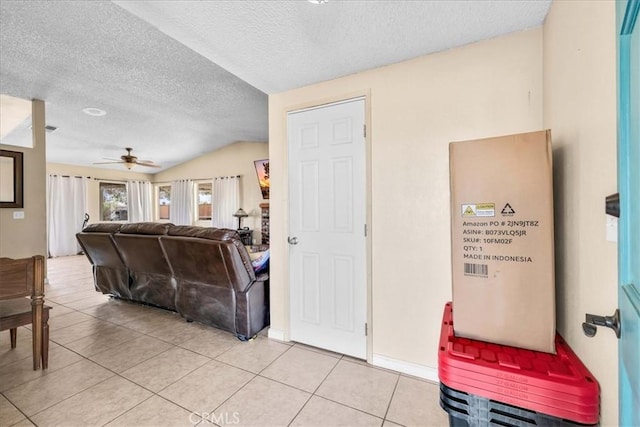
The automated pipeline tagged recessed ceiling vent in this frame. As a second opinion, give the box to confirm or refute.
[28,124,58,133]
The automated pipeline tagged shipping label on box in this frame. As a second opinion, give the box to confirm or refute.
[450,130,556,353]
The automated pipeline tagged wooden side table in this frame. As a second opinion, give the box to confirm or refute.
[237,229,253,245]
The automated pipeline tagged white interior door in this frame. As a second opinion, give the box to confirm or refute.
[288,98,367,358]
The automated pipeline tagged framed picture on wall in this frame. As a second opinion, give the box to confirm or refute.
[0,149,24,208]
[254,159,269,200]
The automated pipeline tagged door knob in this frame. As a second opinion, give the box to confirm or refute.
[288,236,299,245]
[582,309,620,338]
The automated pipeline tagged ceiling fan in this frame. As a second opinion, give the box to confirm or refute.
[93,147,161,170]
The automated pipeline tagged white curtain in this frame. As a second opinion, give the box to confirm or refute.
[170,179,194,225]
[127,180,153,222]
[212,176,240,229]
[47,175,87,257]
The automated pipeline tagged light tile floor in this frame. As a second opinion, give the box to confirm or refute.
[0,255,449,427]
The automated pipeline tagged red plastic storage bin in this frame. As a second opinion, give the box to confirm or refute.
[438,302,600,425]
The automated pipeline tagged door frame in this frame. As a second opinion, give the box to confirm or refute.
[283,91,373,361]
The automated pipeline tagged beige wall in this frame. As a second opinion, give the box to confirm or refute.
[0,100,47,259]
[543,1,618,425]
[154,141,269,238]
[46,163,152,225]
[269,28,544,373]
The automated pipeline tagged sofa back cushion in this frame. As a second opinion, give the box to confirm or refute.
[113,222,176,309]
[114,223,173,275]
[167,226,236,240]
[76,223,124,269]
[161,226,255,292]
[76,223,130,298]
[82,223,123,233]
[119,222,173,236]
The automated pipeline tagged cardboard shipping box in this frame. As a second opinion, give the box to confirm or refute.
[449,130,556,353]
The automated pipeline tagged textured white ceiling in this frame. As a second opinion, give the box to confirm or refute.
[116,0,552,94]
[0,0,551,171]
[0,0,267,171]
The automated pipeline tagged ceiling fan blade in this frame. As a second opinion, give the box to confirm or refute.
[101,158,121,161]
[93,161,124,165]
[136,161,161,168]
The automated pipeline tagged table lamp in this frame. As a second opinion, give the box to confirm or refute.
[233,208,248,229]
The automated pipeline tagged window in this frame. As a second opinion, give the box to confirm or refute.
[100,182,128,221]
[197,182,212,220]
[158,185,171,220]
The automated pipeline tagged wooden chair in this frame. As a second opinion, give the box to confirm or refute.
[0,255,51,370]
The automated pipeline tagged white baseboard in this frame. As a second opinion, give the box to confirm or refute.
[267,328,286,342]
[372,354,439,382]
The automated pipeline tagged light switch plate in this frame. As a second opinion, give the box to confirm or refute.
[606,214,618,242]
[13,211,25,219]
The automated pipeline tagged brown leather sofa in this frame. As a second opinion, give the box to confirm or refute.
[76,222,269,340]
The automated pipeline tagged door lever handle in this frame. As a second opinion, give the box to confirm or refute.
[582,309,620,338]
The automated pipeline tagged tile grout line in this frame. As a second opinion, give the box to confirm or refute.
[9,359,117,423]
[0,390,31,427]
[382,372,402,425]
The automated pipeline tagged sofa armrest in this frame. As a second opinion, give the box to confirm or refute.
[239,272,268,295]
[235,276,269,340]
